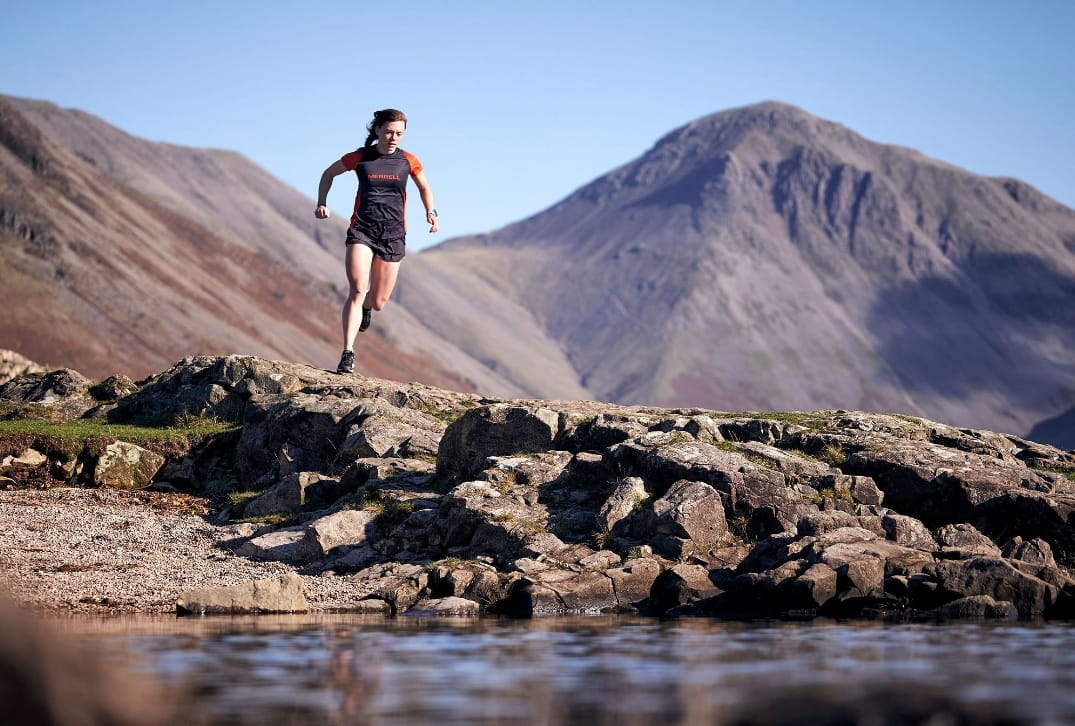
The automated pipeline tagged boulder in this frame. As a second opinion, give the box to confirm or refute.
[1,447,48,472]
[92,441,165,490]
[294,509,382,563]
[605,557,663,607]
[642,479,728,557]
[110,356,322,424]
[1002,537,1056,567]
[427,480,549,563]
[790,562,839,609]
[596,476,648,537]
[845,436,1053,527]
[931,556,1070,618]
[241,472,342,518]
[366,564,429,613]
[494,569,618,616]
[0,368,95,420]
[561,412,651,452]
[881,513,938,550]
[235,528,306,562]
[649,563,720,613]
[235,393,360,486]
[927,594,1018,620]
[437,404,562,480]
[406,597,482,617]
[935,523,1002,558]
[176,572,308,614]
[332,398,444,464]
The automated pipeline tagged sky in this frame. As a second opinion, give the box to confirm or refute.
[3,1,1074,252]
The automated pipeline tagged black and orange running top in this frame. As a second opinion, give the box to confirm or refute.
[339,146,423,239]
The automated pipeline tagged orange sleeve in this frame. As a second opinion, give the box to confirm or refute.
[340,149,365,170]
[404,151,423,176]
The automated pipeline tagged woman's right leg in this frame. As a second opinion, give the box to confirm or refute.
[342,243,374,352]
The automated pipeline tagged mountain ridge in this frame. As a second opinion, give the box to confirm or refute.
[3,94,1072,447]
[393,101,1075,446]
[0,94,475,392]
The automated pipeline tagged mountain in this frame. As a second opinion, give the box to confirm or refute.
[389,101,1075,446]
[0,95,474,391]
[4,95,1073,448]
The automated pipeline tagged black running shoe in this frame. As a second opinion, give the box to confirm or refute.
[336,350,355,374]
[359,306,373,332]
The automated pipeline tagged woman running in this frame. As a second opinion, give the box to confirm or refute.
[315,108,438,374]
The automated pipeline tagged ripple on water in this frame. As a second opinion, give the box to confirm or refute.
[57,615,1075,725]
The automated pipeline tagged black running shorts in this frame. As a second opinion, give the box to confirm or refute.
[345,226,406,262]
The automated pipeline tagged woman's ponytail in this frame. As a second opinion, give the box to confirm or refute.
[364,108,408,148]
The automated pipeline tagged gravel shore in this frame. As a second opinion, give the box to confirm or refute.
[0,487,370,613]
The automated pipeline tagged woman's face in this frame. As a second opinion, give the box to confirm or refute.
[376,120,406,153]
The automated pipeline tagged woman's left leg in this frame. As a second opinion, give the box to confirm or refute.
[366,257,402,313]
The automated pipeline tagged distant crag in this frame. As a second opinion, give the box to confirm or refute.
[396,101,1075,448]
[0,349,44,385]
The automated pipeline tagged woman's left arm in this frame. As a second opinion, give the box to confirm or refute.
[413,170,439,233]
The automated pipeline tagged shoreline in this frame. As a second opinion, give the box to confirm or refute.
[0,487,373,614]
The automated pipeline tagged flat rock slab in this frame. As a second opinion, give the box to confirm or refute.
[176,572,308,614]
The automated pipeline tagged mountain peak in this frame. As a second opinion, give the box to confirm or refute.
[402,102,1075,448]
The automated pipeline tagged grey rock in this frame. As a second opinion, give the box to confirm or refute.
[0,349,46,385]
[935,523,1002,558]
[92,441,165,490]
[407,596,482,617]
[236,528,306,562]
[1002,537,1056,567]
[644,479,728,557]
[791,562,839,608]
[437,404,562,480]
[295,509,381,563]
[596,476,648,536]
[242,472,340,518]
[176,572,308,614]
[847,476,884,506]
[0,368,95,420]
[498,569,617,615]
[606,558,662,607]
[236,393,360,486]
[927,594,1018,620]
[881,514,938,550]
[931,556,1069,618]
[333,398,444,464]
[1,447,48,472]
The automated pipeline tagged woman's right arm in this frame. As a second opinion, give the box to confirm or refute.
[315,160,348,219]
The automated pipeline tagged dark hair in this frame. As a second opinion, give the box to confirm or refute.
[364,109,408,148]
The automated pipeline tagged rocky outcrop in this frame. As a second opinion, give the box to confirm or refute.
[3,355,1075,620]
[0,368,97,421]
[0,349,46,385]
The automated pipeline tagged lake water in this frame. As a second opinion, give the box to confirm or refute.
[53,614,1075,725]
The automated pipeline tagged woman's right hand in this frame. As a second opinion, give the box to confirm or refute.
[315,205,330,219]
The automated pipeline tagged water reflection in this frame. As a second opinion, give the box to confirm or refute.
[51,615,1075,725]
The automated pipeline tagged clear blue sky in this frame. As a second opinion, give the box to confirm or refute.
[4,1,1073,251]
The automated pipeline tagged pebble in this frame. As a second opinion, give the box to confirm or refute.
[0,488,376,613]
